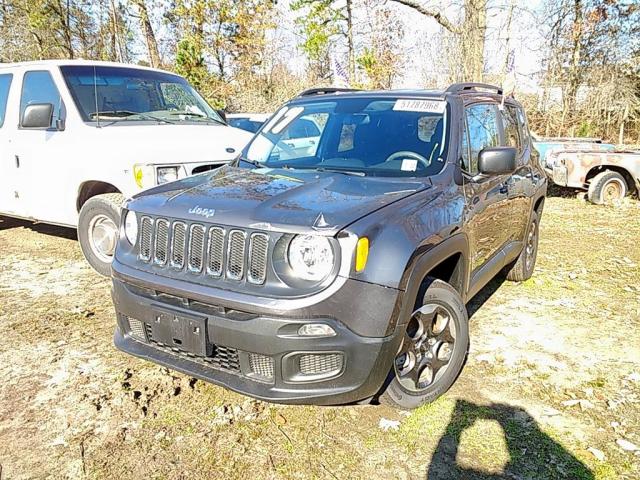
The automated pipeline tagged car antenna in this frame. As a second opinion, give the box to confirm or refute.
[93,65,101,128]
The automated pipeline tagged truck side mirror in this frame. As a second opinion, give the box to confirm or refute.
[478,147,517,175]
[21,103,54,129]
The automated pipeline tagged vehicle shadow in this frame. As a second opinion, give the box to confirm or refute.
[427,399,594,479]
[466,275,505,320]
[0,215,77,241]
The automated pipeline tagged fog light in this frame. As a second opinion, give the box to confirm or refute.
[298,323,336,337]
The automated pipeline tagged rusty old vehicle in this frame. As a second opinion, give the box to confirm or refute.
[545,149,640,204]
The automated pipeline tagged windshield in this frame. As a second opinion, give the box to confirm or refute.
[244,97,449,177]
[60,65,223,125]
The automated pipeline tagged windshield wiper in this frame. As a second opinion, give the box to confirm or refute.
[168,111,226,126]
[91,110,176,125]
[235,156,263,168]
[315,167,366,177]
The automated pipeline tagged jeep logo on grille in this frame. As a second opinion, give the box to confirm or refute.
[188,206,216,218]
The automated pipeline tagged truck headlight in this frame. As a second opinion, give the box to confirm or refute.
[123,210,138,245]
[288,235,334,281]
[157,166,180,184]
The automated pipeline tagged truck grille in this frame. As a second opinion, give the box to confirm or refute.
[138,216,269,285]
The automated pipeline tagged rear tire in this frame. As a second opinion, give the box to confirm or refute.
[380,279,469,410]
[505,210,539,282]
[587,170,627,204]
[78,193,124,277]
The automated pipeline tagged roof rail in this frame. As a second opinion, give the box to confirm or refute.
[446,83,503,95]
[297,87,361,97]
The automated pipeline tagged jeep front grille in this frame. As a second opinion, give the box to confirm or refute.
[138,217,269,284]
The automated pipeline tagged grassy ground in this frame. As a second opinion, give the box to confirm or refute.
[0,191,638,479]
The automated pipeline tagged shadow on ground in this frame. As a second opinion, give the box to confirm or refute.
[0,215,77,240]
[427,399,594,479]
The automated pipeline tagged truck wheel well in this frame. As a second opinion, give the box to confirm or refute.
[77,181,120,211]
[414,253,464,310]
[586,166,636,195]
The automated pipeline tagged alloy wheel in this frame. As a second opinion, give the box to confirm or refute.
[394,304,457,392]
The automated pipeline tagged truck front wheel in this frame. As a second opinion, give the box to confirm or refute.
[587,170,628,204]
[78,193,124,277]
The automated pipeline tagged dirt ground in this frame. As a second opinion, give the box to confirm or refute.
[0,190,639,480]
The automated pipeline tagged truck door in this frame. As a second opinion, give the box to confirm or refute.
[461,103,513,276]
[0,73,16,215]
[11,70,69,224]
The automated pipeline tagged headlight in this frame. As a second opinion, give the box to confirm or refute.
[124,210,138,245]
[133,164,154,189]
[288,235,334,281]
[157,166,180,184]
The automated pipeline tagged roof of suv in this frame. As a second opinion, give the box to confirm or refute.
[289,83,519,107]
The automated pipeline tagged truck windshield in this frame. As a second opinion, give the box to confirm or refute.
[244,97,449,177]
[60,65,223,125]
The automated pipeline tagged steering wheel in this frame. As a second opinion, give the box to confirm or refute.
[384,151,429,167]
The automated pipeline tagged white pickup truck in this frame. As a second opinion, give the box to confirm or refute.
[0,60,252,275]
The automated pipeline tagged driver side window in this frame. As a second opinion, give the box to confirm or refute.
[463,103,500,174]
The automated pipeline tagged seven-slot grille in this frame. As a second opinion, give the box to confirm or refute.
[138,216,269,284]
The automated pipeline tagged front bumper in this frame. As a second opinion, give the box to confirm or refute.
[111,272,403,405]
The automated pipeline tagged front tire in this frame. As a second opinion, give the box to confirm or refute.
[380,279,469,410]
[78,193,124,277]
[587,170,628,204]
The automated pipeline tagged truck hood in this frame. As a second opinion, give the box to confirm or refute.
[87,123,253,164]
[128,166,430,234]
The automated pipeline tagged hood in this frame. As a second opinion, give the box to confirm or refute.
[128,166,431,234]
[88,123,254,164]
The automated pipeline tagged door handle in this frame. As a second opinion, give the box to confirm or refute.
[14,155,20,168]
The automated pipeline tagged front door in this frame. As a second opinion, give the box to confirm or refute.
[460,103,513,275]
[11,70,69,224]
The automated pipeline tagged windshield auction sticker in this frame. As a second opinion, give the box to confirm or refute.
[393,99,446,114]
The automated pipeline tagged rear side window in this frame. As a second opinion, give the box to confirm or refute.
[0,74,12,128]
[516,107,530,146]
[20,71,62,128]
[501,105,521,152]
[465,104,500,174]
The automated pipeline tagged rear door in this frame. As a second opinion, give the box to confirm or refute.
[0,72,16,214]
[500,103,532,243]
[461,102,513,275]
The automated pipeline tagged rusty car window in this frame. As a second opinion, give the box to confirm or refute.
[502,105,521,152]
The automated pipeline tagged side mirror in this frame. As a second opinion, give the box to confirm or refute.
[21,103,54,129]
[478,147,517,175]
[215,109,227,123]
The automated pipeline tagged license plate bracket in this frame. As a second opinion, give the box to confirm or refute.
[151,310,208,357]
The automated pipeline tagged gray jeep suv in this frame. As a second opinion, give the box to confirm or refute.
[111,84,547,409]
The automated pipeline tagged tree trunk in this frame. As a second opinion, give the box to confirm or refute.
[565,0,583,119]
[346,0,354,83]
[133,0,160,67]
[461,0,486,82]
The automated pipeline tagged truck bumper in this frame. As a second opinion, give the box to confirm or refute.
[111,275,404,406]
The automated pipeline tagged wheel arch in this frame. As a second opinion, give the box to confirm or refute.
[398,234,470,327]
[586,165,636,195]
[77,181,121,212]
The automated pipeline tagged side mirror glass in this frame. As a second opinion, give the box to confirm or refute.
[21,103,54,129]
[478,147,517,175]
